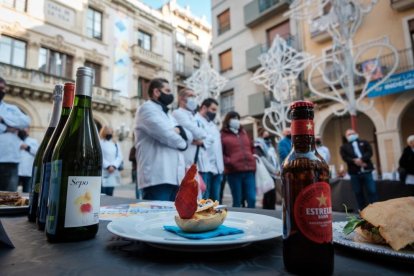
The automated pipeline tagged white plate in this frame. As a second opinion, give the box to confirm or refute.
[333,221,414,261]
[107,211,282,252]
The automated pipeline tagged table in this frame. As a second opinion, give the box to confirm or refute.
[1,196,413,275]
[330,178,414,212]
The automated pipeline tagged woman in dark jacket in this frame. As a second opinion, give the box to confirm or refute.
[221,111,256,208]
[399,135,414,184]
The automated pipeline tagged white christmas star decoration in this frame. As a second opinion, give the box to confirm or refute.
[184,60,228,102]
[251,35,313,102]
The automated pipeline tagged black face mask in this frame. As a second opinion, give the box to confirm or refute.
[0,90,4,102]
[158,91,174,106]
[18,130,28,140]
[286,135,292,139]
[105,134,113,140]
[206,111,216,121]
[316,140,322,146]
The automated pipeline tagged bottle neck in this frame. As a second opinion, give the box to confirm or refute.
[61,106,72,116]
[75,74,93,97]
[291,118,315,153]
[49,97,62,128]
[73,95,92,108]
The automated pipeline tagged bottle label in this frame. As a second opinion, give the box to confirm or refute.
[38,162,52,224]
[291,119,314,136]
[46,160,62,235]
[64,176,101,228]
[293,182,332,243]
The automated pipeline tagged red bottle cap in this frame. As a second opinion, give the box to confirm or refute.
[290,100,314,110]
[63,82,75,108]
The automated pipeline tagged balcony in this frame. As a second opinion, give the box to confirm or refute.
[244,0,291,28]
[175,33,203,54]
[0,62,120,112]
[391,0,414,11]
[130,44,164,69]
[248,91,272,116]
[175,65,194,79]
[310,15,332,43]
[245,34,295,72]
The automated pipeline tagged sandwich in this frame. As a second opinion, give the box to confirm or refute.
[174,164,227,233]
[0,191,28,206]
[343,197,414,251]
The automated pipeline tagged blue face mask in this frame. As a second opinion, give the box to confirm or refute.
[347,134,358,142]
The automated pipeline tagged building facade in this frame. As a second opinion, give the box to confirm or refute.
[0,0,210,178]
[211,0,414,176]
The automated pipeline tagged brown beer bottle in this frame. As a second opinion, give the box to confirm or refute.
[282,101,334,275]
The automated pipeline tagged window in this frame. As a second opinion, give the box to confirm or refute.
[138,77,150,99]
[176,52,184,72]
[259,0,278,13]
[193,58,200,69]
[219,49,232,72]
[38,47,73,78]
[409,19,414,55]
[0,35,26,67]
[1,0,26,12]
[220,90,234,114]
[266,20,291,47]
[87,7,102,40]
[84,61,101,86]
[138,30,151,51]
[217,9,230,35]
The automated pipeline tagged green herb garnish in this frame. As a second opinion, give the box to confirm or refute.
[342,204,365,235]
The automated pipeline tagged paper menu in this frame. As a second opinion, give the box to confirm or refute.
[99,201,176,221]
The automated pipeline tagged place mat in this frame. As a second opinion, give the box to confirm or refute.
[100,201,176,221]
[163,225,244,239]
[0,219,14,248]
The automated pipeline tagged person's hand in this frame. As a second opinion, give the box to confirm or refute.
[174,127,180,134]
[20,143,28,150]
[107,166,115,173]
[192,139,204,146]
[353,158,364,166]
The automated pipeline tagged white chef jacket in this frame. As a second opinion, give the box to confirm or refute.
[172,107,207,167]
[194,113,217,173]
[135,100,187,189]
[100,139,123,188]
[207,120,224,174]
[0,132,23,163]
[18,136,39,176]
[0,101,31,131]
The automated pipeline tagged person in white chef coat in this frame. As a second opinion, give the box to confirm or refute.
[134,78,188,201]
[100,126,123,196]
[18,128,39,192]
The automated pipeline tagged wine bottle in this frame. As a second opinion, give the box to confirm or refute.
[28,84,63,222]
[282,101,334,275]
[37,83,75,230]
[46,67,102,242]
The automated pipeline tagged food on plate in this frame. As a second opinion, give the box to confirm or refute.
[343,197,414,251]
[174,164,227,232]
[0,191,29,206]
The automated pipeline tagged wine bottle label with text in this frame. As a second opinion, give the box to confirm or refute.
[293,182,332,244]
[64,176,101,228]
[38,162,51,223]
[291,119,314,136]
[46,160,62,234]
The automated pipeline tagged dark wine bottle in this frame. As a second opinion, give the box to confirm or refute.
[46,67,102,242]
[37,83,75,230]
[28,84,63,222]
[282,101,334,275]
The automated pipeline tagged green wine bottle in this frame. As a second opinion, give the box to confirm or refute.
[37,82,75,231]
[46,67,102,242]
[28,84,63,222]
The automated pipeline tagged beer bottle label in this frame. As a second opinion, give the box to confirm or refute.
[291,119,314,136]
[293,182,332,243]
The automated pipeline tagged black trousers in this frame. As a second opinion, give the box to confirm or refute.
[0,162,19,191]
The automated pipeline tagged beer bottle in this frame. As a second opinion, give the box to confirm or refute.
[281,101,334,275]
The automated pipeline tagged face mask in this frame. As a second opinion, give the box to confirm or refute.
[316,140,322,146]
[186,97,197,111]
[347,134,358,142]
[206,111,216,121]
[158,91,174,106]
[0,90,4,102]
[105,134,113,140]
[18,130,28,140]
[286,134,291,139]
[229,119,240,130]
